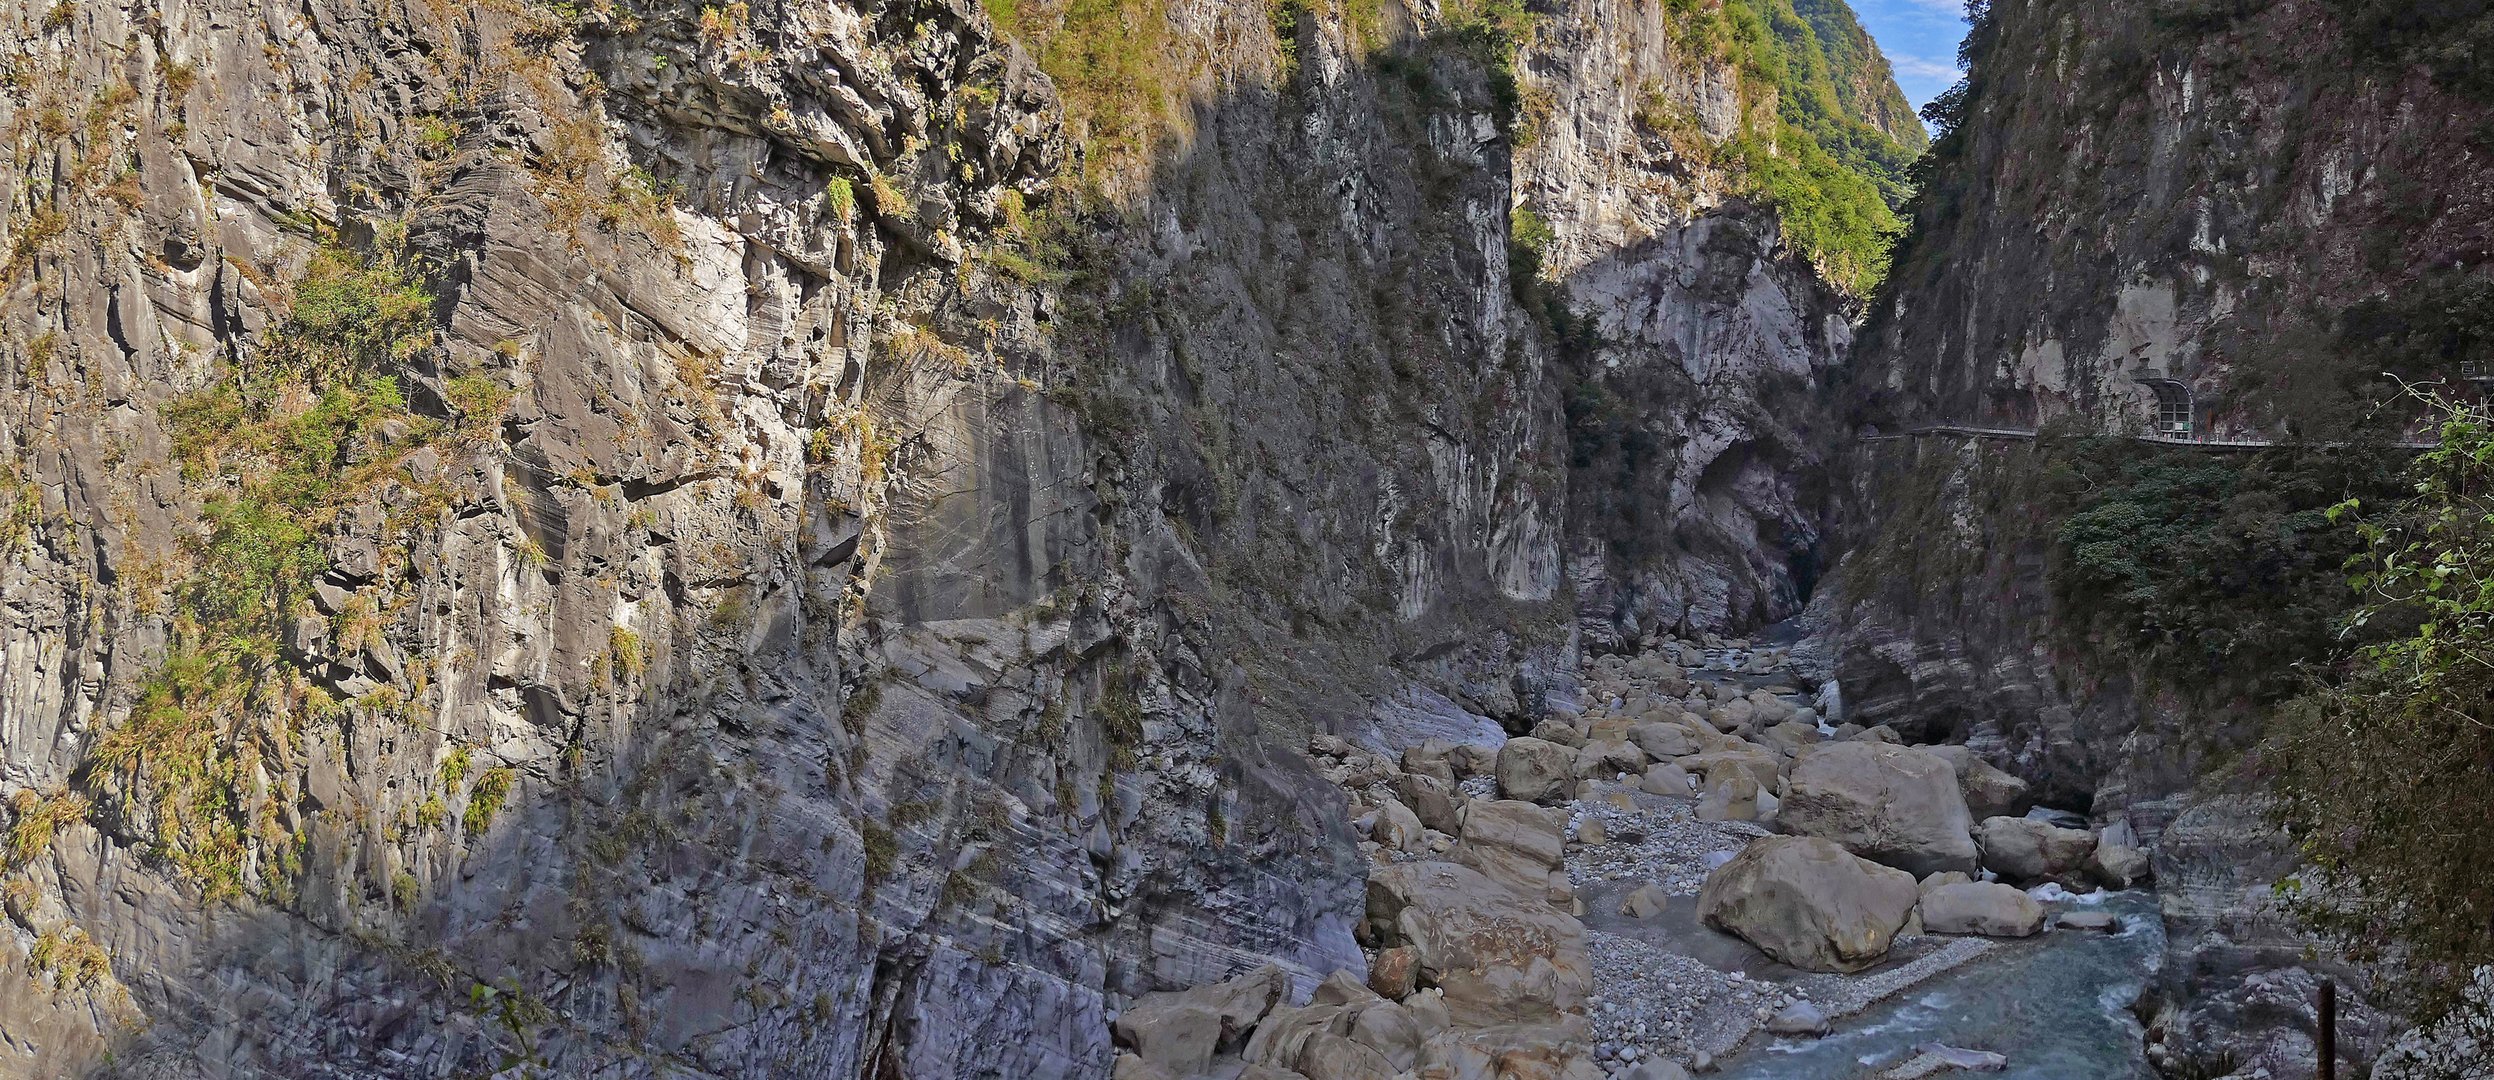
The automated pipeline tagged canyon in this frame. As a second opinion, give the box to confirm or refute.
[0,0,2487,1077]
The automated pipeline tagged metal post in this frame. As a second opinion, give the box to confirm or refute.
[2318,978,2337,1080]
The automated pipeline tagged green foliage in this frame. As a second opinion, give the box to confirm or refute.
[824,176,855,221]
[440,747,473,788]
[2323,0,2494,97]
[94,242,443,899]
[5,789,88,870]
[442,374,514,443]
[1441,0,1539,132]
[462,767,516,836]
[2264,390,2494,1029]
[27,926,111,991]
[1656,0,1921,295]
[2048,440,2401,701]
[415,794,448,830]
[1098,678,1145,774]
[1506,204,1554,285]
[2230,269,2494,438]
[1726,124,1904,296]
[996,0,1181,176]
[860,821,898,890]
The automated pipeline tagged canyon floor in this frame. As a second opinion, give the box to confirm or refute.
[1108,628,2160,1080]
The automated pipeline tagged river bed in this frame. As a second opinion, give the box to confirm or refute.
[1716,889,2166,1080]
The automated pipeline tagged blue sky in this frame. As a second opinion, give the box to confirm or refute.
[1851,0,1971,112]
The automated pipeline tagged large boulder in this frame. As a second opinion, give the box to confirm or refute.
[1755,720,1821,758]
[1703,699,1757,733]
[1695,835,1920,973]
[1627,721,1703,761]
[1402,741,1459,785]
[1640,761,1694,797]
[1923,744,2035,820]
[1495,738,1575,804]
[1454,800,1568,902]
[1746,692,1798,727]
[2088,840,2151,889]
[1975,816,2097,884]
[1780,743,1979,876]
[1526,721,1586,749]
[1572,738,1646,780]
[1366,861,1591,1025]
[1448,742,1499,779]
[1372,797,1424,852]
[1959,759,2033,821]
[1112,964,1290,1075]
[1917,881,2045,937]
[1415,1022,1605,1080]
[1397,772,1462,836]
[1680,747,1781,790]
[1694,770,1764,822]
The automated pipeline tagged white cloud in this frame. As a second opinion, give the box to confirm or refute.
[1895,0,1970,14]
[1890,54,1965,82]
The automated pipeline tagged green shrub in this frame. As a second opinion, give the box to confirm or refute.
[462,768,516,835]
[860,821,898,889]
[2263,390,2494,1027]
[93,242,443,898]
[2047,440,2400,700]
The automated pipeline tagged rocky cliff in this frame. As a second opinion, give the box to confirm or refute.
[1832,0,2494,1073]
[0,0,1902,1075]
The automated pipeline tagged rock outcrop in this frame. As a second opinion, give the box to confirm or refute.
[0,0,1953,1071]
[1828,0,2494,1067]
[1917,882,2044,938]
[1780,743,1980,876]
[1694,835,1919,974]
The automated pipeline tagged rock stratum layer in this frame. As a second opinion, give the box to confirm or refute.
[0,0,1899,1075]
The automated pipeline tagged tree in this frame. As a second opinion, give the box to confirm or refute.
[2264,387,2494,1068]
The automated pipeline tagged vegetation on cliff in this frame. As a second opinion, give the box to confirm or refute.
[1660,0,1926,295]
[2266,390,2494,1029]
[86,237,496,901]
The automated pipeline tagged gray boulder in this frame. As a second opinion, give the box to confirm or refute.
[1975,816,2097,884]
[1495,737,1575,803]
[1371,797,1423,852]
[1780,743,1979,876]
[1401,741,1458,785]
[1447,742,1499,779]
[1396,772,1462,836]
[1572,738,1647,780]
[1619,885,1668,919]
[2087,841,2151,889]
[1695,835,1920,973]
[1453,799,1568,901]
[1764,1000,1833,1035]
[1628,721,1704,761]
[1640,761,1694,796]
[1694,770,1763,822]
[1366,861,1590,1025]
[1917,882,2044,937]
[1111,963,1290,1075]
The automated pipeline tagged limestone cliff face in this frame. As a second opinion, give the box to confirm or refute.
[0,0,1883,1075]
[1517,0,1876,646]
[1833,0,2494,1071]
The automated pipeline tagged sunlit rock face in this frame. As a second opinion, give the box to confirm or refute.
[0,0,1876,1074]
[1831,0,2494,1070]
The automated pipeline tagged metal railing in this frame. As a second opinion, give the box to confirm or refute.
[1859,424,2441,450]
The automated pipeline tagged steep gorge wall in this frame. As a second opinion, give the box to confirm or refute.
[0,0,1885,1076]
[1833,0,2494,1072]
[1519,0,1916,645]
